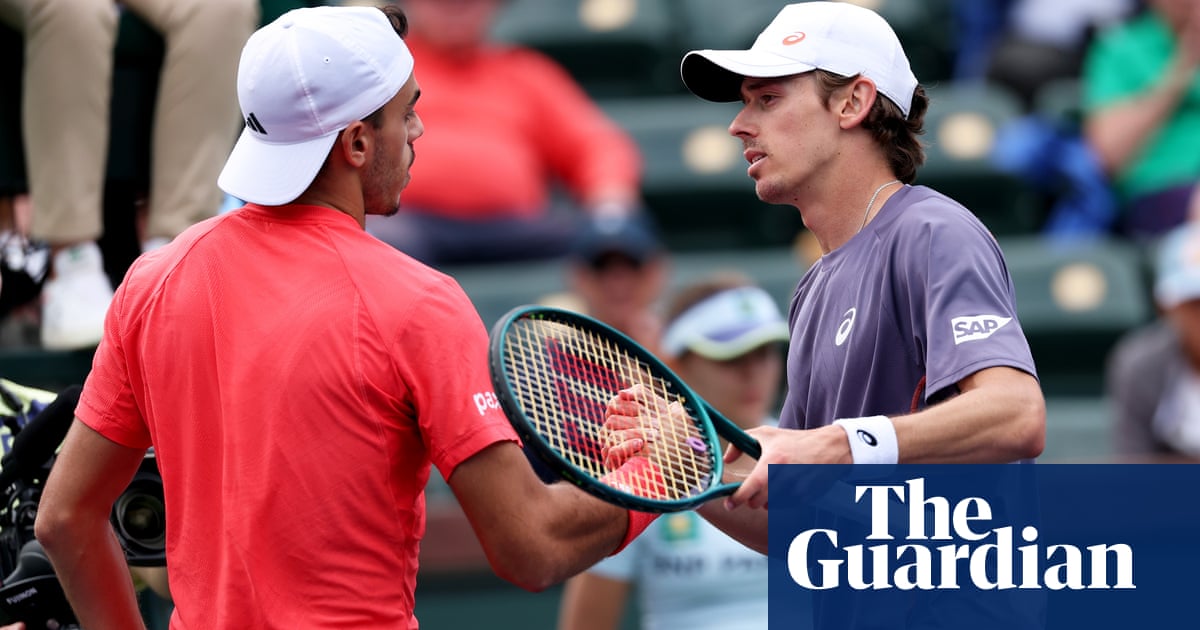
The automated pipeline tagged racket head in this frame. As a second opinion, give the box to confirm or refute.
[489,305,733,512]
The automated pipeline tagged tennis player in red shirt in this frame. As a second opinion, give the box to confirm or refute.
[33,6,650,628]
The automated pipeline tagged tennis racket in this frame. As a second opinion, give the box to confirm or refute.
[488,305,762,513]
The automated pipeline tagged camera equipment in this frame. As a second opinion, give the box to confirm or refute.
[0,385,81,628]
[111,449,166,566]
[0,540,77,628]
[0,384,166,627]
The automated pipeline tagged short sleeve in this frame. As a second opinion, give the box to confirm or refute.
[395,277,519,478]
[76,277,152,449]
[906,214,1037,400]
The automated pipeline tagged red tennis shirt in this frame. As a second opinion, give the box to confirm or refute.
[78,204,518,628]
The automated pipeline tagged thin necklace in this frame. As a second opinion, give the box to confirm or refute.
[858,179,901,233]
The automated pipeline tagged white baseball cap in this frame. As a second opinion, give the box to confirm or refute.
[1155,222,1200,309]
[218,6,415,206]
[680,2,918,117]
[661,286,790,360]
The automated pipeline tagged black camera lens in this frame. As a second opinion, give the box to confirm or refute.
[110,451,166,566]
[112,481,166,558]
[116,492,165,546]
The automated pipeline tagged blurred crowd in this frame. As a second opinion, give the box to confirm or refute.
[1,0,1198,343]
[0,0,1194,468]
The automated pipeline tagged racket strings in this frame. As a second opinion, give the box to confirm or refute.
[504,318,714,501]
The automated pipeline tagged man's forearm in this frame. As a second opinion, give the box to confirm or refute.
[42,525,146,630]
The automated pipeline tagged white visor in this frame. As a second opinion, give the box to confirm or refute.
[662,286,790,360]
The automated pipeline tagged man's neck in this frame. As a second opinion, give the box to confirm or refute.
[797,170,901,256]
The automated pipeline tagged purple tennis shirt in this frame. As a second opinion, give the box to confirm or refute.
[779,185,1037,430]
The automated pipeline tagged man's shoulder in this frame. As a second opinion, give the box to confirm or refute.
[885,185,995,242]
[344,242,470,307]
[122,214,228,283]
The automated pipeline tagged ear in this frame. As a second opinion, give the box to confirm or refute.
[837,77,877,130]
[335,120,372,168]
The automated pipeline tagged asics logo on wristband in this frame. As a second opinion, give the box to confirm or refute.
[857,429,878,447]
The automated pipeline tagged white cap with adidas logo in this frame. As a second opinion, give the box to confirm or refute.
[218,6,414,206]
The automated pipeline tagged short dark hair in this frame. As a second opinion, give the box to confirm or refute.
[813,70,927,184]
[380,4,409,38]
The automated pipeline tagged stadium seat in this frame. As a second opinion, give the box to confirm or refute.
[490,0,679,97]
[1040,396,1115,462]
[866,0,957,85]
[999,236,1153,396]
[600,96,804,250]
[673,0,792,52]
[918,82,1042,236]
[1034,77,1084,128]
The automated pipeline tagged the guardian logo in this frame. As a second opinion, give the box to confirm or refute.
[951,315,1012,345]
[787,478,1134,591]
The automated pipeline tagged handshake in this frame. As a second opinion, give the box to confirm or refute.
[598,385,713,502]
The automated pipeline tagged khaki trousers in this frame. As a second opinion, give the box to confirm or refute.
[0,0,257,244]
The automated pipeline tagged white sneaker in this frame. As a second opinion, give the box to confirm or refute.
[40,242,114,351]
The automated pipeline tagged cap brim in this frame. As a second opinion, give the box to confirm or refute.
[575,247,654,265]
[681,49,817,102]
[218,127,340,206]
[1155,277,1200,309]
[684,321,790,361]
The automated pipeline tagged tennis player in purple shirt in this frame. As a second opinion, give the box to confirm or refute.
[672,1,1046,552]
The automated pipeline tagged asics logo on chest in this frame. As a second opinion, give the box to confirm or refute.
[951,315,1012,345]
[835,308,856,347]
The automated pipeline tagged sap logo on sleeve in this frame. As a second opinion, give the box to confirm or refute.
[473,391,501,415]
[951,315,1012,345]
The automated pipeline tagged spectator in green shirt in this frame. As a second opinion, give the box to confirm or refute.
[1083,0,1200,238]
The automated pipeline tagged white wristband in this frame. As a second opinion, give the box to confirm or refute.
[834,415,898,465]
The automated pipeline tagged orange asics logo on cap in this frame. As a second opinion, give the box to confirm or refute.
[782,32,806,45]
